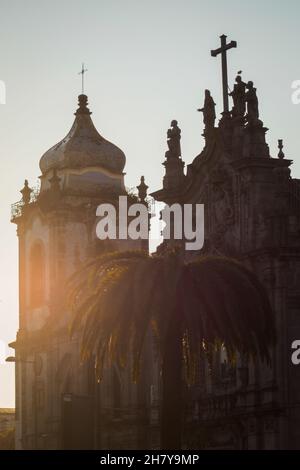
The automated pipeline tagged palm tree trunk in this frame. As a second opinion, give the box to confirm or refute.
[161,309,183,449]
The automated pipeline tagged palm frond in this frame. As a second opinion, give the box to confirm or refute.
[68,250,276,385]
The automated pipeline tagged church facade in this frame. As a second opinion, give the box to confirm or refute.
[152,72,300,449]
[10,50,300,449]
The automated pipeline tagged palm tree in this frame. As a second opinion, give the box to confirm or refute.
[68,249,276,449]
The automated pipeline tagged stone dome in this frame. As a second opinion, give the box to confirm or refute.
[39,95,126,175]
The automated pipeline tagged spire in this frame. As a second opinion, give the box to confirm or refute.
[39,93,126,176]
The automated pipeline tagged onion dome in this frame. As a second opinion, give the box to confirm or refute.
[39,95,126,175]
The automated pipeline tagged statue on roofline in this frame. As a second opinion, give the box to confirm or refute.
[245,81,259,124]
[229,72,246,118]
[198,89,216,131]
[167,120,181,158]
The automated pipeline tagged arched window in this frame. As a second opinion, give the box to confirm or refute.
[29,242,45,308]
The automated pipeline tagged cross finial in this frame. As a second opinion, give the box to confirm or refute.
[78,63,88,94]
[211,35,237,114]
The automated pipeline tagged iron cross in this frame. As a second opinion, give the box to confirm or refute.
[78,63,88,94]
[211,35,237,114]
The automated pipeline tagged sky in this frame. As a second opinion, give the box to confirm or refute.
[0,0,300,407]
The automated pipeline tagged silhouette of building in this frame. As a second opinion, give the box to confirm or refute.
[10,94,150,449]
[10,57,300,450]
[152,76,300,449]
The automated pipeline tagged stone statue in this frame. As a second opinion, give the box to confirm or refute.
[20,179,33,205]
[167,120,181,158]
[230,74,246,118]
[198,89,216,131]
[245,81,259,124]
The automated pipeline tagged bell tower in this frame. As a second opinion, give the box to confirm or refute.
[11,94,149,449]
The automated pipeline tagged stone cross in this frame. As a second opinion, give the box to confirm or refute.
[211,35,237,114]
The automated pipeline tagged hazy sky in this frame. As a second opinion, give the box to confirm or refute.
[0,0,300,407]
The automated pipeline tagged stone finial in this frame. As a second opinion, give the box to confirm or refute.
[278,139,285,159]
[137,176,148,202]
[20,180,33,204]
[75,94,91,116]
